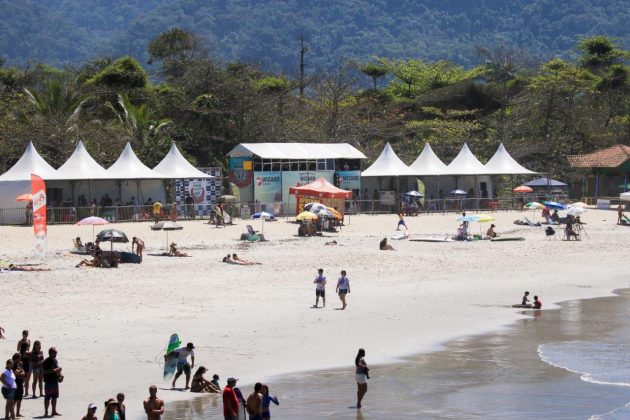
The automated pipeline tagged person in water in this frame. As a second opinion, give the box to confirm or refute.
[522,291,530,306]
[533,295,542,309]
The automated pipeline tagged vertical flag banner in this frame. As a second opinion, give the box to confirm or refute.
[31,174,47,259]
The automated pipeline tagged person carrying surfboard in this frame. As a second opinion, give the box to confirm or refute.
[166,342,195,389]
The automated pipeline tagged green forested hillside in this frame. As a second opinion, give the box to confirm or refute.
[2,0,630,70]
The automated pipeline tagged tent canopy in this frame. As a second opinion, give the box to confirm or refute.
[51,140,110,180]
[409,143,448,175]
[524,177,567,187]
[361,143,418,177]
[0,142,58,181]
[153,143,214,179]
[228,143,366,160]
[484,143,536,175]
[444,143,493,175]
[289,177,352,198]
[106,143,164,179]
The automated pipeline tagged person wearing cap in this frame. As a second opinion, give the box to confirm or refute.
[82,403,98,420]
[486,223,497,239]
[169,342,195,389]
[223,377,239,420]
[143,385,164,419]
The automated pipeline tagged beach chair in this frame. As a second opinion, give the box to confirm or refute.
[544,226,557,240]
[72,239,88,254]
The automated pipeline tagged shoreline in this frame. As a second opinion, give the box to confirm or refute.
[0,211,628,419]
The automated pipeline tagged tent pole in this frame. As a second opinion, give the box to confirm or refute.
[595,172,599,199]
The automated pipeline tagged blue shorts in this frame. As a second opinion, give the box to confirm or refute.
[398,220,406,226]
[338,289,348,295]
[1,387,15,400]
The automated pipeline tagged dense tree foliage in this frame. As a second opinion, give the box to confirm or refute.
[2,0,630,72]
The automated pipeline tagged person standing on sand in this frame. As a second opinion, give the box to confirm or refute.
[143,385,164,420]
[169,342,195,389]
[43,347,62,417]
[30,340,44,397]
[116,392,126,420]
[82,403,98,420]
[223,377,239,420]
[396,213,408,231]
[12,357,24,418]
[618,204,624,224]
[336,270,350,310]
[1,359,16,420]
[313,268,326,308]
[355,348,369,408]
[246,382,263,420]
[16,330,30,397]
[132,237,145,261]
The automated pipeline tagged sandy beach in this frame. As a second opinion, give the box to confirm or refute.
[0,209,628,419]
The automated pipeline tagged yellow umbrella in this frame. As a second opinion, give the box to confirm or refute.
[296,211,318,221]
[474,214,495,223]
[326,207,342,220]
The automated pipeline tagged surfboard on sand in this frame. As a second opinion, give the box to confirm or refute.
[409,237,453,242]
[491,237,525,242]
[391,231,408,240]
[163,333,181,380]
[512,304,533,308]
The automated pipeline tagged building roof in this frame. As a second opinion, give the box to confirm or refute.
[106,143,164,179]
[0,142,58,181]
[409,143,448,175]
[288,177,352,198]
[51,141,110,180]
[567,144,630,168]
[484,143,536,175]
[153,143,214,179]
[227,143,367,160]
[361,143,418,177]
[444,143,494,175]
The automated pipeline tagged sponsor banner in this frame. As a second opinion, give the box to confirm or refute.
[31,174,46,259]
[380,190,396,205]
[175,167,222,216]
[282,171,334,213]
[229,157,254,202]
[336,170,361,190]
[254,171,282,205]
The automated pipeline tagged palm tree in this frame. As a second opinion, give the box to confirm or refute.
[24,80,86,124]
[107,93,171,147]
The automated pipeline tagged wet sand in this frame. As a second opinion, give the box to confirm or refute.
[165,289,630,419]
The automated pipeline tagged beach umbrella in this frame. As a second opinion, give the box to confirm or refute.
[450,189,467,195]
[326,207,342,220]
[151,221,183,251]
[567,207,586,216]
[252,211,272,235]
[513,185,533,193]
[457,215,480,222]
[15,193,33,202]
[218,195,238,203]
[296,211,318,221]
[543,201,567,210]
[473,214,495,223]
[570,202,588,208]
[404,190,424,197]
[96,228,129,252]
[314,208,332,217]
[76,216,110,241]
[524,202,544,209]
[304,202,327,212]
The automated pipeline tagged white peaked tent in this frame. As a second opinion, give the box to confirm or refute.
[107,142,163,179]
[361,143,418,177]
[445,143,494,175]
[0,141,58,181]
[410,143,448,175]
[153,143,214,179]
[484,143,536,174]
[51,141,110,180]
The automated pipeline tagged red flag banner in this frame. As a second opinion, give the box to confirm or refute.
[31,174,47,258]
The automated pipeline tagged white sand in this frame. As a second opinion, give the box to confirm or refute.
[0,210,627,418]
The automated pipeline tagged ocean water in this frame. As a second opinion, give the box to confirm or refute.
[164,289,630,419]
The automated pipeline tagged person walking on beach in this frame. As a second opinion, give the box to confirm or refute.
[222,377,239,420]
[132,237,145,261]
[143,385,164,420]
[43,347,62,417]
[169,342,195,389]
[313,268,327,308]
[355,349,369,409]
[396,213,408,231]
[246,382,263,420]
[1,359,16,420]
[30,340,44,397]
[336,270,350,310]
[261,384,279,419]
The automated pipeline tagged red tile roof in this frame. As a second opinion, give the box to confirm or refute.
[567,144,630,168]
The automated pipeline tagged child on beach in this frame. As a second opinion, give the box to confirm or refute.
[397,214,408,231]
[522,291,530,306]
[533,295,542,309]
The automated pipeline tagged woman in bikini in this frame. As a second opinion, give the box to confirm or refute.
[30,340,44,397]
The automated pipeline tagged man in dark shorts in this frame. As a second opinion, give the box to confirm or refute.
[43,347,62,417]
[169,342,195,389]
[313,268,326,308]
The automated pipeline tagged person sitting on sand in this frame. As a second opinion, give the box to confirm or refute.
[232,253,260,265]
[190,366,220,393]
[486,224,497,239]
[222,254,246,265]
[76,237,84,248]
[532,295,542,309]
[6,264,51,272]
[210,374,221,392]
[76,254,102,268]
[550,209,560,223]
[522,291,530,306]
[379,238,395,251]
[169,243,189,257]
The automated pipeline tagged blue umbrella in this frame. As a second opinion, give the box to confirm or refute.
[450,189,467,195]
[404,190,424,197]
[252,212,274,220]
[457,215,480,222]
[543,201,567,210]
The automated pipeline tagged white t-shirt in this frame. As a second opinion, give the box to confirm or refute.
[337,276,349,290]
[1,368,16,389]
[315,275,326,291]
[176,347,195,363]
